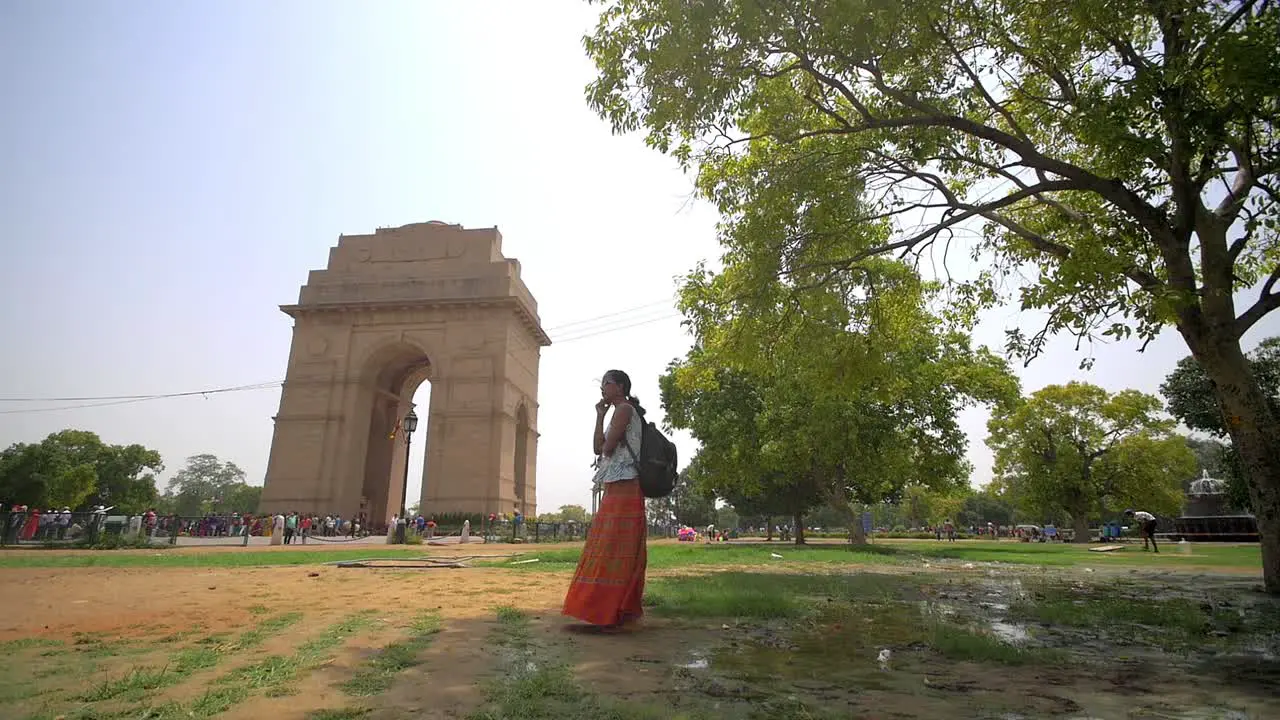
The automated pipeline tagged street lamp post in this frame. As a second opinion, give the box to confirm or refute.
[395,408,418,545]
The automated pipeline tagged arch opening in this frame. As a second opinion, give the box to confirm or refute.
[514,404,531,518]
[359,344,432,530]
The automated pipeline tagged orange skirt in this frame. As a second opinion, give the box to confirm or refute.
[562,478,647,626]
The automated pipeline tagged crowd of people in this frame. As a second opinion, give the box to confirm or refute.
[3,505,75,541]
[0,504,381,544]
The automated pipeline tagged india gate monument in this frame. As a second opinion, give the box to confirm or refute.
[258,222,549,524]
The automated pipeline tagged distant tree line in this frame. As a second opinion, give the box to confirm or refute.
[0,430,258,516]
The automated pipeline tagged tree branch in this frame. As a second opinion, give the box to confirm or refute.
[1192,0,1258,70]
[935,25,1029,140]
[1235,265,1280,338]
[852,64,1175,244]
[1214,134,1265,220]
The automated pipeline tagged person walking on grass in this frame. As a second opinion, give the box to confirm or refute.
[1123,509,1160,553]
[562,369,648,633]
[284,512,298,544]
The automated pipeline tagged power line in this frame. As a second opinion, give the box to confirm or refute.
[0,299,681,406]
[0,383,284,415]
[0,382,282,403]
[551,313,682,344]
[543,298,674,332]
[0,310,688,415]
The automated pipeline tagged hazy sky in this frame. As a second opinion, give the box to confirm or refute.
[2,1,1276,516]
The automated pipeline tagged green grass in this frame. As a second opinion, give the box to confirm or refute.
[467,607,669,720]
[493,604,527,624]
[2,611,305,718]
[234,611,304,647]
[0,539,1260,573]
[893,539,1262,569]
[0,638,63,651]
[79,666,175,702]
[67,611,305,704]
[646,572,1058,675]
[928,624,1037,665]
[307,710,371,720]
[468,664,669,720]
[156,610,380,717]
[338,613,442,697]
[1007,582,1243,649]
[645,571,910,620]
[490,543,904,571]
[6,611,326,720]
[486,539,1262,573]
[1013,594,1209,632]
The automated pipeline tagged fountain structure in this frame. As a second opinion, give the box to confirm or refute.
[1172,470,1259,542]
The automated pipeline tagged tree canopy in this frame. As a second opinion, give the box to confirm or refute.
[0,430,162,512]
[955,489,1016,529]
[662,255,1018,542]
[646,455,717,528]
[586,0,1278,356]
[987,382,1195,541]
[162,454,258,517]
[538,504,592,525]
[584,0,1280,590]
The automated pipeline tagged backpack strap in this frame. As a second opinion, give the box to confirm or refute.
[618,404,641,469]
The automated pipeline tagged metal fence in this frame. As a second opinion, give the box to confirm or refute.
[1,511,290,547]
[1,510,681,549]
[1,510,165,547]
[431,520,678,544]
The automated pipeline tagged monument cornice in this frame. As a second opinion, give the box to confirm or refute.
[281,296,552,346]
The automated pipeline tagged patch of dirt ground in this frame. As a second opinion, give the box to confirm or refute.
[0,563,565,642]
[1,547,1277,720]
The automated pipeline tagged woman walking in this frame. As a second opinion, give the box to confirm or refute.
[562,369,648,630]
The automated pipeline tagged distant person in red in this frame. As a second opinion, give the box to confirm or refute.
[20,508,40,540]
[562,369,648,632]
[1124,509,1159,553]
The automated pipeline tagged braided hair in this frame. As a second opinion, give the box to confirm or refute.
[603,369,646,417]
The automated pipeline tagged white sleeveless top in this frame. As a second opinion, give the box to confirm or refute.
[592,404,643,484]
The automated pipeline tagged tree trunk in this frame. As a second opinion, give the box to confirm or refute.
[793,513,805,545]
[1192,336,1280,594]
[850,517,867,545]
[766,516,773,542]
[1072,512,1091,545]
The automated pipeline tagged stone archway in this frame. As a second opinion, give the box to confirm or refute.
[513,403,534,518]
[259,222,549,525]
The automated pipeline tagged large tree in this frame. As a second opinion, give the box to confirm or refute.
[662,365,831,544]
[662,257,1018,544]
[1163,336,1280,511]
[1163,337,1280,437]
[163,454,253,516]
[647,454,717,528]
[987,382,1196,541]
[540,504,592,525]
[901,484,971,529]
[0,430,161,512]
[956,489,1016,529]
[583,0,1280,589]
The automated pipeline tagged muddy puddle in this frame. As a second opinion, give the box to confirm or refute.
[592,564,1280,719]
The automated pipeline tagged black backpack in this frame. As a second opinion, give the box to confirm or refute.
[621,409,679,498]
